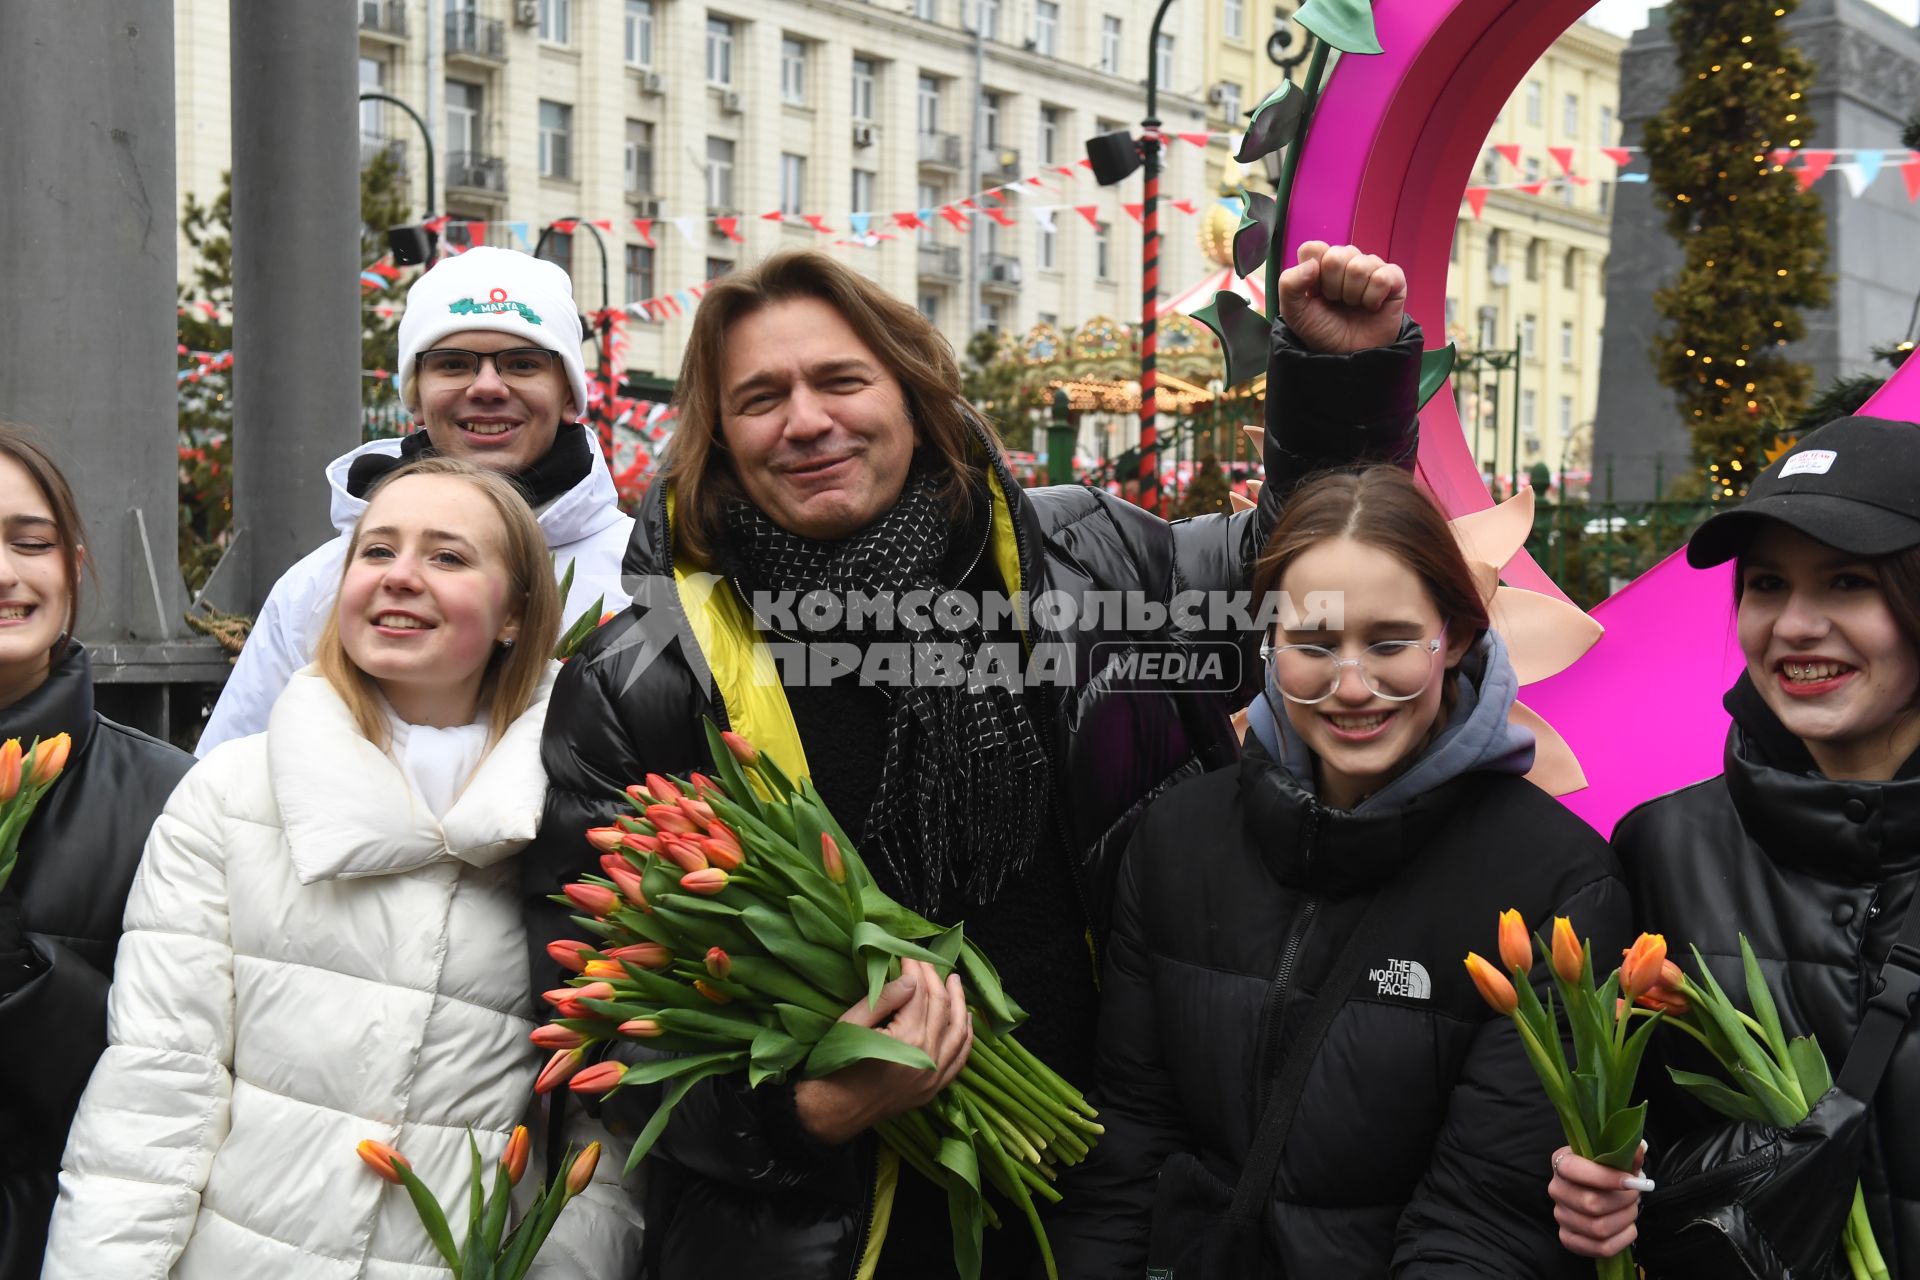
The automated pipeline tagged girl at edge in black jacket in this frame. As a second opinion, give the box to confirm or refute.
[1552,415,1920,1278]
[0,423,193,1280]
[1051,465,1630,1278]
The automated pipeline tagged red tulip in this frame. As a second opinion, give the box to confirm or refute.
[645,804,697,835]
[821,833,846,886]
[719,730,758,766]
[1619,933,1669,1000]
[705,947,732,980]
[701,837,744,873]
[644,773,681,805]
[530,1024,586,1050]
[356,1138,410,1184]
[676,795,716,827]
[546,939,593,974]
[26,733,69,787]
[617,1017,664,1037]
[1497,909,1532,976]
[690,772,725,799]
[501,1125,530,1185]
[607,863,648,908]
[568,1060,627,1095]
[565,1142,602,1196]
[1464,952,1519,1014]
[563,882,618,916]
[623,784,652,808]
[534,1048,585,1093]
[680,867,730,895]
[0,739,22,803]
[570,981,616,1004]
[606,942,673,969]
[585,826,626,854]
[656,836,709,874]
[621,832,661,855]
[1550,917,1585,986]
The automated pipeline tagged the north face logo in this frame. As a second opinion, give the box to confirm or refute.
[1369,958,1431,999]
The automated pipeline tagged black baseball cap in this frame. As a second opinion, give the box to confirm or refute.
[1687,416,1920,568]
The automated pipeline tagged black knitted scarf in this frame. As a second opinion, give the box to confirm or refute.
[345,426,594,508]
[724,469,1049,914]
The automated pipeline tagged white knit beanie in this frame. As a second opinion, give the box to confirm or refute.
[396,247,589,417]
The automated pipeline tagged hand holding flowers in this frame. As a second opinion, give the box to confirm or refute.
[0,733,72,894]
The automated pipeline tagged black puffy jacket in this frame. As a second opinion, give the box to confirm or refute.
[1049,726,1630,1279]
[1620,691,1920,1278]
[0,644,193,1280]
[522,325,1424,1277]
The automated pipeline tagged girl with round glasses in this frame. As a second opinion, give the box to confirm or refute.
[1053,465,1628,1279]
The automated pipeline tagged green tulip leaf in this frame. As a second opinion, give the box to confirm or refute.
[805,1020,938,1077]
[1739,934,1791,1067]
[750,1027,808,1075]
[859,884,941,938]
[1193,290,1271,388]
[945,1177,988,1280]
[928,923,968,969]
[1293,0,1383,55]
[1233,190,1277,280]
[462,1133,485,1275]
[741,905,862,992]
[616,1049,746,1087]
[624,1059,741,1174]
[852,920,950,971]
[652,1006,763,1042]
[1234,81,1306,166]
[789,893,853,951]
[1787,1034,1833,1099]
[1417,344,1457,411]
[389,1159,464,1272]
[1735,1062,1809,1127]
[1610,1012,1664,1116]
[727,954,846,1019]
[958,940,1027,1034]
[866,950,891,1010]
[774,1002,836,1044]
[479,1157,514,1261]
[1591,1102,1648,1171]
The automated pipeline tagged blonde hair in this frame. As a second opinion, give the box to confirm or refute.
[315,457,561,748]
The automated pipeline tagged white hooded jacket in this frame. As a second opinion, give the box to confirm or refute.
[45,664,644,1279]
[196,427,634,756]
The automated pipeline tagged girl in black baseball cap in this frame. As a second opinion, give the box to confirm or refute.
[1550,415,1920,1276]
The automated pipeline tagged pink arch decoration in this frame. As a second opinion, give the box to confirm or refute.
[1285,0,1920,834]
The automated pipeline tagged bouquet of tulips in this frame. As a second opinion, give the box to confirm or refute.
[0,732,72,894]
[1631,937,1890,1280]
[1466,913,1668,1280]
[354,1127,602,1280]
[538,723,1101,1280]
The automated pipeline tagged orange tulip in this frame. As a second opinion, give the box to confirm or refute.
[657,836,709,874]
[565,1141,602,1196]
[1550,917,1585,985]
[546,939,593,974]
[1636,984,1692,1017]
[644,773,681,805]
[680,867,730,895]
[621,832,661,855]
[585,826,626,854]
[719,730,758,766]
[690,772,725,799]
[501,1126,531,1185]
[605,942,673,969]
[623,784,652,808]
[617,1017,664,1037]
[645,804,697,835]
[1464,952,1519,1014]
[534,1047,585,1093]
[563,882,619,916]
[705,947,732,980]
[568,1061,627,1095]
[530,1024,586,1050]
[607,863,648,908]
[1619,933,1668,1000]
[356,1138,410,1184]
[0,739,22,803]
[693,978,732,1005]
[26,733,69,787]
[1497,909,1532,975]
[701,836,744,873]
[582,959,625,979]
[821,833,846,886]
[676,795,716,827]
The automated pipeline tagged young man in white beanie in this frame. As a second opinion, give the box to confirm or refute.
[196,246,634,755]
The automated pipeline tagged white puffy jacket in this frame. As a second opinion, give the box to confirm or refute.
[196,427,635,756]
[45,665,644,1280]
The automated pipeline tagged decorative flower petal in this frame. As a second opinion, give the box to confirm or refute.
[1488,586,1605,684]
[1448,488,1535,570]
[1511,700,1588,796]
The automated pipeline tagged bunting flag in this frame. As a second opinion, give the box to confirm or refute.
[1771,148,1797,167]
[849,212,871,237]
[1855,149,1885,188]
[1906,160,1920,202]
[1517,181,1544,196]
[632,218,654,247]
[1052,165,1078,179]
[465,220,488,248]
[961,197,979,211]
[1601,147,1633,168]
[670,217,700,245]
[984,189,1006,204]
[1547,146,1576,176]
[983,205,1015,227]
[551,218,578,233]
[761,210,784,222]
[1074,204,1101,227]
[715,216,743,243]
[591,219,613,233]
[1177,132,1211,148]
[938,204,970,229]
[423,215,450,234]
[509,221,531,250]
[1075,157,1093,169]
[1122,202,1144,223]
[1494,144,1522,170]
[1171,198,1198,215]
[1618,173,1650,184]
[894,210,927,231]
[806,214,833,234]
[1034,207,1057,231]
[1464,187,1490,219]
[1796,150,1837,189]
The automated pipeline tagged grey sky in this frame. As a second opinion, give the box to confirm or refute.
[1583,0,1917,37]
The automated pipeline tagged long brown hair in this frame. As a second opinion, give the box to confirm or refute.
[315,457,561,749]
[662,250,982,567]
[0,422,88,661]
[1253,467,1489,709]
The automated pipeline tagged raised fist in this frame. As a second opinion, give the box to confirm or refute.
[1277,241,1408,354]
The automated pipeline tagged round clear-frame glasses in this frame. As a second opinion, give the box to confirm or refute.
[415,347,559,384]
[1258,631,1447,705]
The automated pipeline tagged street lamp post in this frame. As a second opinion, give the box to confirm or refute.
[358,91,436,218]
[532,217,615,389]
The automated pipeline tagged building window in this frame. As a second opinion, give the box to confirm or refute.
[1558,395,1574,439]
[1039,106,1060,164]
[1525,237,1540,282]
[707,19,735,87]
[1225,0,1244,39]
[707,257,733,280]
[781,38,808,105]
[539,230,573,279]
[1486,228,1503,270]
[1480,149,1500,183]
[538,0,571,43]
[1154,32,1174,87]
[1521,313,1538,361]
[1563,93,1580,138]
[982,92,1001,147]
[976,0,999,39]
[538,100,572,180]
[1598,181,1613,217]
[1562,248,1579,289]
[1095,221,1112,279]
[1598,105,1615,145]
[1039,218,1056,269]
[852,57,877,121]
[625,119,654,193]
[1524,156,1541,183]
[1560,320,1575,366]
[779,153,806,215]
[1216,81,1240,122]
[918,75,941,133]
[360,57,386,145]
[1521,389,1537,432]
[1445,296,1460,329]
[1450,223,1462,263]
[1035,1,1058,55]
[625,243,655,302]
[1477,304,1498,351]
[852,167,876,213]
[707,136,736,208]
[1100,16,1121,74]
[445,80,482,160]
[624,0,654,66]
[1524,80,1541,125]
[919,292,941,325]
[913,0,936,18]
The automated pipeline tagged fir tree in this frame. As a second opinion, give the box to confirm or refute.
[1642,0,1830,501]
[1173,452,1231,517]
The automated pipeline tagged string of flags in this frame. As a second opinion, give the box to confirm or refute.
[1461,144,1920,217]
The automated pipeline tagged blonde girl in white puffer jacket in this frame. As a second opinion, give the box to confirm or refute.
[43,458,643,1279]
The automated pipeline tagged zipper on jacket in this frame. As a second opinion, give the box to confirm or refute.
[1253,803,1324,1114]
[845,1147,876,1280]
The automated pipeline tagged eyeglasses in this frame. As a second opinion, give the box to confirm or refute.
[1259,633,1446,704]
[415,347,559,383]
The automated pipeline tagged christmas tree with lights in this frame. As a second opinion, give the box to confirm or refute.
[1642,0,1830,501]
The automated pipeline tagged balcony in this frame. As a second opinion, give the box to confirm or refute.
[359,136,407,172]
[446,151,507,195]
[445,12,506,61]
[981,253,1022,289]
[917,130,962,169]
[979,145,1021,184]
[359,0,407,38]
[917,243,962,280]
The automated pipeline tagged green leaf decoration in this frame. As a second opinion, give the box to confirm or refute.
[1293,0,1383,55]
[1234,81,1307,166]
[805,1020,938,1077]
[1417,344,1457,411]
[1193,290,1271,388]
[1232,190,1277,281]
[1591,1102,1648,1170]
